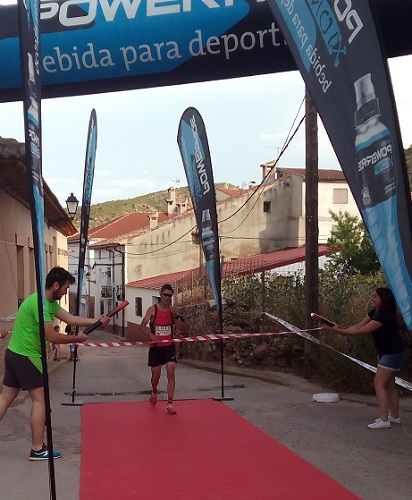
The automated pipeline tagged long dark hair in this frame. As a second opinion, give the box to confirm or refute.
[376,287,397,316]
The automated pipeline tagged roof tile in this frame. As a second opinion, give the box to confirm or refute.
[127,245,331,290]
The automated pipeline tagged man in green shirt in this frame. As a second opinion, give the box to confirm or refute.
[0,267,111,461]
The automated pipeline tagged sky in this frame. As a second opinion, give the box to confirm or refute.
[0,49,411,206]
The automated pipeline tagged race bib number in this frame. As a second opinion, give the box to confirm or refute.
[155,325,172,337]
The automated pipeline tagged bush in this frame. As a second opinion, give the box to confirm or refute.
[221,268,412,394]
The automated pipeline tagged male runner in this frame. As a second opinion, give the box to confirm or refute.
[140,284,185,414]
[0,267,111,460]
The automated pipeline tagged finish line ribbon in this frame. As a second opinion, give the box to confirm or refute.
[77,327,326,347]
[263,312,412,393]
[77,331,293,348]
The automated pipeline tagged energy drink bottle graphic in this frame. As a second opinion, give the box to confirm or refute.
[201,208,214,261]
[201,208,219,306]
[27,53,39,127]
[355,73,412,328]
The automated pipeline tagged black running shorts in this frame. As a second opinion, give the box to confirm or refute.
[3,349,44,390]
[148,344,177,367]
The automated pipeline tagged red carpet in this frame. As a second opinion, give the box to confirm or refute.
[80,399,358,499]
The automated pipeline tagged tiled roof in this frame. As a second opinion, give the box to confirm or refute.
[128,268,202,291]
[222,244,330,274]
[0,137,77,236]
[278,168,346,182]
[127,245,331,290]
[69,211,175,243]
[217,187,244,197]
[260,164,346,182]
[69,180,280,246]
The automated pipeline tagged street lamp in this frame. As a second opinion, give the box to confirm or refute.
[66,193,79,220]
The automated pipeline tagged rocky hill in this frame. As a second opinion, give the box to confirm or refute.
[72,145,412,229]
[72,183,236,229]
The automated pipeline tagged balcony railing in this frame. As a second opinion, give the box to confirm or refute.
[116,285,125,301]
[101,286,112,298]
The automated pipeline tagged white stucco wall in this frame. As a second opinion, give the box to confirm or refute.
[312,182,359,243]
[124,176,298,283]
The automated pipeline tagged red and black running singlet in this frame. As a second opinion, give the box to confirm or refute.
[150,304,174,346]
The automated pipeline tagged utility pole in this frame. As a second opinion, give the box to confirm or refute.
[304,88,319,379]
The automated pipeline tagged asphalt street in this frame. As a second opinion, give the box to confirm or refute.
[1,329,411,499]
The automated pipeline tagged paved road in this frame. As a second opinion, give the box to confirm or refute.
[1,330,411,499]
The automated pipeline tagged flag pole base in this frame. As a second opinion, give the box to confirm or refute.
[213,396,234,401]
[61,391,84,406]
[61,400,84,406]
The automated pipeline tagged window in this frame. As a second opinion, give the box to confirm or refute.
[333,188,348,204]
[263,201,271,213]
[191,230,200,244]
[135,297,142,317]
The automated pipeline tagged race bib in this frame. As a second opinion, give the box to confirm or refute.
[155,325,172,337]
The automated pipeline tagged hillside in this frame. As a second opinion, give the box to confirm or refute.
[72,183,237,228]
[71,146,412,229]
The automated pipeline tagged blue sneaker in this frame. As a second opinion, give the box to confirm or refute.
[29,443,62,461]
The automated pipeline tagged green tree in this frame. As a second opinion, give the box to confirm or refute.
[326,210,380,276]
[405,144,412,189]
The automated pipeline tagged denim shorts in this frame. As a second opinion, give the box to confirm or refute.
[377,350,406,371]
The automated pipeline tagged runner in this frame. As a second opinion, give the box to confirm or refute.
[140,284,185,414]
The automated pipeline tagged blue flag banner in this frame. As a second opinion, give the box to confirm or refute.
[18,0,57,493]
[18,0,45,300]
[76,109,97,315]
[267,0,412,329]
[177,108,222,319]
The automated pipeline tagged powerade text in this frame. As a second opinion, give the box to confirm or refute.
[189,115,210,196]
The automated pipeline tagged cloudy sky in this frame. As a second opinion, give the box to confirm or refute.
[1,49,411,206]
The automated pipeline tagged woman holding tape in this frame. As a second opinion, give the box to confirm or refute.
[328,287,406,429]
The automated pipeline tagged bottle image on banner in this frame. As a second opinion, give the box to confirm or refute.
[355,73,412,327]
[201,208,219,302]
[27,53,39,127]
[201,208,215,261]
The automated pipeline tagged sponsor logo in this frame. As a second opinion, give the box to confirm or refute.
[189,114,210,196]
[358,143,393,172]
[40,0,235,27]
[307,0,363,67]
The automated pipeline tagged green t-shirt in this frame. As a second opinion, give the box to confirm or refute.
[8,292,61,358]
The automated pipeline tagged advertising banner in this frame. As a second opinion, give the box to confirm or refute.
[18,0,44,299]
[68,109,97,404]
[266,0,412,329]
[1,0,412,102]
[76,109,97,316]
[177,107,222,319]
[18,0,57,493]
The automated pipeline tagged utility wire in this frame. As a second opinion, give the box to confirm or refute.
[78,98,307,259]
[219,99,306,234]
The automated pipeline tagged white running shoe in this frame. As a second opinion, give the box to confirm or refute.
[388,415,402,424]
[367,418,391,429]
[166,403,177,414]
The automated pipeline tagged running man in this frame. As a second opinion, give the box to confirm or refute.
[140,284,185,414]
